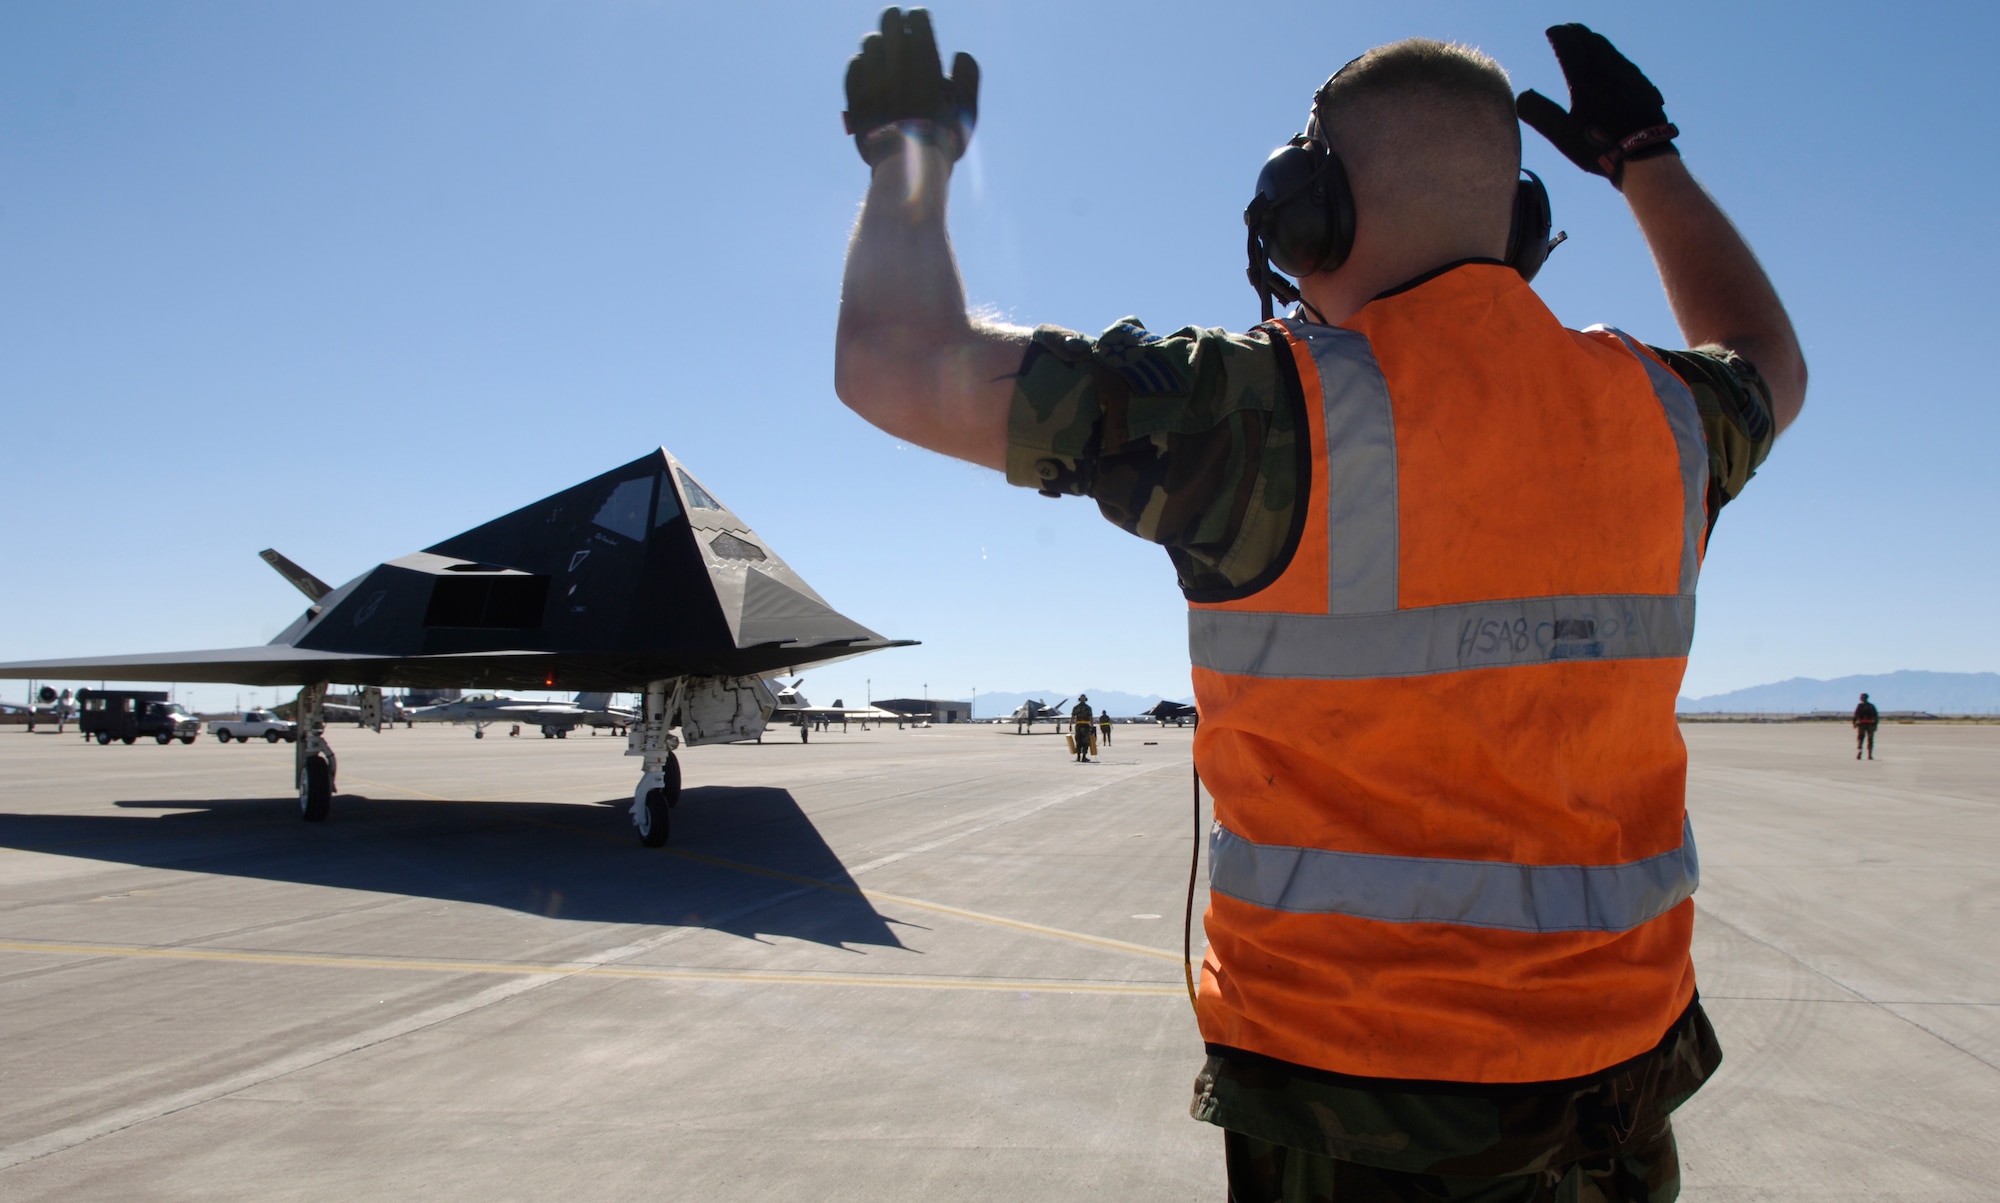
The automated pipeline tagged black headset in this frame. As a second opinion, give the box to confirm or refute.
[1244,118,1564,321]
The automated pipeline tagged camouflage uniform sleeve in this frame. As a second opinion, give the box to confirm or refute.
[1005,318,1301,595]
[1645,346,1776,534]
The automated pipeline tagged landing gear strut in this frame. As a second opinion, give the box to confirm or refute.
[295,682,336,822]
[629,678,684,848]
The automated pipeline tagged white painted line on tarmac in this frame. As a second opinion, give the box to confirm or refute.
[0,939,1180,995]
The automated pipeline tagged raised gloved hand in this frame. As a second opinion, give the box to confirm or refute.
[843,7,980,166]
[1516,24,1678,187]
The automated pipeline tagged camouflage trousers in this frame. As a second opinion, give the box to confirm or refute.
[1223,1121,1679,1203]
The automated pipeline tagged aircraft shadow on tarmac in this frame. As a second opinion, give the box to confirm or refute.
[0,786,911,952]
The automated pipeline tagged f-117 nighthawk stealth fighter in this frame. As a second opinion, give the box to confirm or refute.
[0,449,913,846]
[1008,697,1070,733]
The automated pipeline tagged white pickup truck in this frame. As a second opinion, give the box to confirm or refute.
[211,710,299,744]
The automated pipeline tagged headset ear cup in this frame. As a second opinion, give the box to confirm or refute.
[1316,153,1356,275]
[1250,142,1357,280]
[1506,169,1554,282]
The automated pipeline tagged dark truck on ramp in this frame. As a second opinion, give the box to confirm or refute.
[77,690,203,745]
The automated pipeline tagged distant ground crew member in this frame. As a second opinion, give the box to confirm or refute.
[1854,692,1879,759]
[1098,711,1112,748]
[1070,695,1095,762]
[837,12,1802,1198]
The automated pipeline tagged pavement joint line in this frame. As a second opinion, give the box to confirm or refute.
[1695,904,2000,1075]
[0,939,1180,995]
[1701,995,2000,1005]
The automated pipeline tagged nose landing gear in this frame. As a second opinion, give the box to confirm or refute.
[294,682,337,823]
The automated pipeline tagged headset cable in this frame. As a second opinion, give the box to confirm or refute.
[1184,757,1202,1013]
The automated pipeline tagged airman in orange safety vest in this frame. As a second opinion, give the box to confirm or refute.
[835,11,1805,1199]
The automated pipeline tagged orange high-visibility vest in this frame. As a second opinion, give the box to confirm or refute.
[1190,264,1709,1084]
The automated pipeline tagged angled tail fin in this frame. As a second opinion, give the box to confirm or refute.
[573,691,614,711]
[259,549,333,602]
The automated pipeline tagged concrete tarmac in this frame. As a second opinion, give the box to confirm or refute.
[0,720,1994,1200]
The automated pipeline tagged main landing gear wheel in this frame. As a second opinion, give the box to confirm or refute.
[636,788,669,847]
[474,728,485,739]
[636,753,681,847]
[299,755,331,822]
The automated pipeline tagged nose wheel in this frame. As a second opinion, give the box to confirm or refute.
[635,751,681,847]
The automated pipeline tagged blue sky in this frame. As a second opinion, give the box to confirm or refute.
[3,1,1994,715]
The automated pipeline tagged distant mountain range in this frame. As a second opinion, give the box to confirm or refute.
[1677,671,2000,714]
[971,690,1190,720]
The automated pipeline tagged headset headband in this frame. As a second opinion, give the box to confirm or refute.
[1246,58,1562,322]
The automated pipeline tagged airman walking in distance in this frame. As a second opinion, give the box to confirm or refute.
[1854,692,1879,759]
[1098,710,1112,749]
[836,11,1802,1199]
[1070,694,1094,762]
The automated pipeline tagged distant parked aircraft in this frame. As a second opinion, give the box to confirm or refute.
[767,679,909,741]
[1143,700,1198,727]
[409,691,635,739]
[1009,697,1070,734]
[25,685,78,733]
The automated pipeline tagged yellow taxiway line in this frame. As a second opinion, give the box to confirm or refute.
[656,844,1183,963]
[0,939,1180,996]
[7,775,1184,980]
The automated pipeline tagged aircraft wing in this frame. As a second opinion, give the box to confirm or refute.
[0,646,411,688]
[794,705,907,720]
[0,640,916,692]
[0,646,561,691]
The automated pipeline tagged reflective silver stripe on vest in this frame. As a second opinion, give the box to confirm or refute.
[1209,817,1699,933]
[1190,322,1710,680]
[1189,592,1694,679]
[1281,321,1399,614]
[1590,327,1710,594]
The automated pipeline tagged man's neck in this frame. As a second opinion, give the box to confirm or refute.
[1297,253,1507,324]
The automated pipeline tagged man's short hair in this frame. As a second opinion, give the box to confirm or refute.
[1313,39,1518,148]
[1309,39,1522,249]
